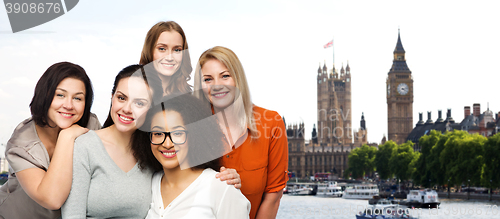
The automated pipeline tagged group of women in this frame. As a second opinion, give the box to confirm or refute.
[0,21,288,219]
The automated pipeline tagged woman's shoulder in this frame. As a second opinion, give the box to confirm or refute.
[201,169,238,191]
[87,113,102,130]
[75,130,99,141]
[200,169,249,210]
[74,130,101,150]
[5,118,38,151]
[152,171,164,182]
[252,105,282,119]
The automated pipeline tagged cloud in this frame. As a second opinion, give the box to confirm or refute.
[2,76,36,87]
[0,88,11,99]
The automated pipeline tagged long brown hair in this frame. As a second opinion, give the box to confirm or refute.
[139,21,192,94]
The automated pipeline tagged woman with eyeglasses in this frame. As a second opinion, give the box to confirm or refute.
[194,46,289,219]
[135,94,250,219]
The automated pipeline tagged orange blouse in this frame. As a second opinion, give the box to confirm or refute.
[220,105,289,219]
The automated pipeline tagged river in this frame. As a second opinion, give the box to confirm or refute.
[277,194,500,219]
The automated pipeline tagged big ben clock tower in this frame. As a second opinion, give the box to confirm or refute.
[387,30,413,145]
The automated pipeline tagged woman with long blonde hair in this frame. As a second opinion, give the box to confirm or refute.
[194,46,289,219]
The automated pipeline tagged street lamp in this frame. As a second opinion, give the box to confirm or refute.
[490,179,493,201]
[448,179,450,198]
[467,179,470,200]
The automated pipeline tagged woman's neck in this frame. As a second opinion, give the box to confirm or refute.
[35,124,61,159]
[101,124,134,150]
[162,167,203,188]
[215,105,247,147]
[158,74,172,92]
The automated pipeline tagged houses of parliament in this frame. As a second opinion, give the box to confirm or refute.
[286,31,413,178]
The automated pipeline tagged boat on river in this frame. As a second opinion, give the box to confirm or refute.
[343,184,379,199]
[316,181,343,197]
[404,189,440,208]
[287,184,317,195]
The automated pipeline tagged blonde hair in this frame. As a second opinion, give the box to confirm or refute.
[139,21,192,94]
[194,46,257,137]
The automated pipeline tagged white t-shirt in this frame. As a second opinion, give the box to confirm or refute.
[146,168,250,219]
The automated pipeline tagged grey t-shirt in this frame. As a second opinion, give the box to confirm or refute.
[61,130,153,218]
[0,115,101,219]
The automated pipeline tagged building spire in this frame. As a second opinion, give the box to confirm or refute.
[394,28,405,53]
[361,112,366,130]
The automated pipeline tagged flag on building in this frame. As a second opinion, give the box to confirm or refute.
[323,40,333,49]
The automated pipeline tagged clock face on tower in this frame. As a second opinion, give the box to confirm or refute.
[397,83,409,95]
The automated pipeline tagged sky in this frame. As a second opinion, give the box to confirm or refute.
[1,0,499,156]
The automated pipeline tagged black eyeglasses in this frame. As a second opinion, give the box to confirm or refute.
[149,130,188,145]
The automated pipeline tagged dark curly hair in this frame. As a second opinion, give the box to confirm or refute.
[134,93,226,172]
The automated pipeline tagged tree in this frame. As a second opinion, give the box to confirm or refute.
[440,130,485,187]
[389,141,417,183]
[346,149,363,179]
[346,145,377,179]
[481,133,500,188]
[407,151,420,186]
[375,140,396,180]
[412,130,440,187]
[427,130,450,188]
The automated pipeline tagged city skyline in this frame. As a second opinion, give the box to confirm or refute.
[1,0,499,155]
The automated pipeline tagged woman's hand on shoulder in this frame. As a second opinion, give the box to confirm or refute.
[216,166,241,189]
[59,124,89,140]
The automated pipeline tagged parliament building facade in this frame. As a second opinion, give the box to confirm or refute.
[287,31,412,178]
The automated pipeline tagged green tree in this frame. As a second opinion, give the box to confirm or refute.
[407,151,420,184]
[346,149,363,179]
[412,130,440,187]
[346,145,377,179]
[481,133,500,188]
[439,130,466,187]
[427,131,450,188]
[440,130,485,187]
[389,141,417,183]
[375,140,396,180]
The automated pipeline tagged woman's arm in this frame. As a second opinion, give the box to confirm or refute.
[256,113,288,218]
[216,166,242,189]
[16,125,88,210]
[255,191,283,219]
[61,135,92,217]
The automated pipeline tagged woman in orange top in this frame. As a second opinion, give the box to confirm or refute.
[194,46,289,219]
